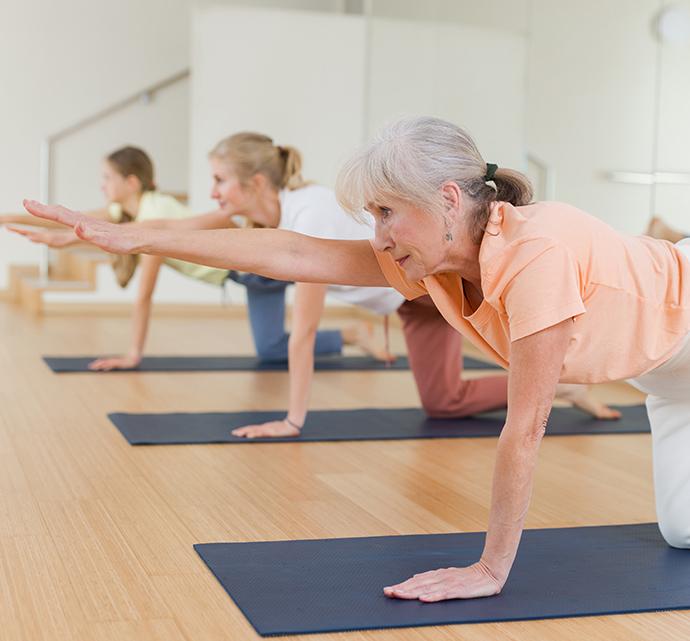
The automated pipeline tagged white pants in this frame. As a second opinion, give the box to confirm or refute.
[629,238,690,548]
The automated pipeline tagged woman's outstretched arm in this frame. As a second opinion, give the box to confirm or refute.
[23,200,389,287]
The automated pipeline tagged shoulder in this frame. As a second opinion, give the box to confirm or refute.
[481,200,600,264]
[279,184,344,233]
[281,184,336,212]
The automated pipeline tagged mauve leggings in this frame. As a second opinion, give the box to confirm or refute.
[397,295,508,418]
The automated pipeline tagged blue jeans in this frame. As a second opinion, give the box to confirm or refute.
[227,272,343,363]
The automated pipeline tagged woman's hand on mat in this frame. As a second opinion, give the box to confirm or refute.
[22,200,140,254]
[383,561,503,602]
[231,420,300,439]
[7,225,76,248]
[554,383,622,420]
[88,353,142,371]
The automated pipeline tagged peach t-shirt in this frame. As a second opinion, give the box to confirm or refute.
[374,201,690,383]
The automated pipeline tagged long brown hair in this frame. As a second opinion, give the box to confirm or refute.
[106,146,155,287]
[106,146,156,192]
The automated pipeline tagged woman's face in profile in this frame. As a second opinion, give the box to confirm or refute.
[100,161,131,203]
[368,197,445,281]
[209,157,252,215]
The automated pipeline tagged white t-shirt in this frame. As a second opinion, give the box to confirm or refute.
[278,185,404,315]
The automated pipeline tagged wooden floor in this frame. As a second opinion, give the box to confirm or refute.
[0,301,687,641]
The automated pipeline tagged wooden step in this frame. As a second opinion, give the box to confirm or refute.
[17,275,94,314]
[3,247,106,314]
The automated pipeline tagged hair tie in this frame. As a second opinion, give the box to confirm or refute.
[484,163,498,182]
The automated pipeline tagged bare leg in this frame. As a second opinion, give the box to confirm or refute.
[555,383,621,420]
[341,321,395,362]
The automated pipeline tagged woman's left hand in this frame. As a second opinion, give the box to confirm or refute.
[383,561,503,602]
[22,200,140,254]
[7,225,76,248]
[231,420,300,439]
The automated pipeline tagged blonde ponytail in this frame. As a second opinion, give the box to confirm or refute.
[210,133,310,191]
[277,144,309,190]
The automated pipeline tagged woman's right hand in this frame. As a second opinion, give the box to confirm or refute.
[231,420,301,439]
[22,200,141,254]
[88,353,142,371]
[7,225,77,248]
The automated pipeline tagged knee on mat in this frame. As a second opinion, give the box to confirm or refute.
[419,385,476,419]
[255,345,288,364]
[421,398,472,420]
[255,337,290,363]
[256,352,288,365]
[659,515,690,549]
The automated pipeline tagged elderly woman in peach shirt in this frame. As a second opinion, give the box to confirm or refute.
[24,116,690,603]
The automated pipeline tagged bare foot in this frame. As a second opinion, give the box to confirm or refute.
[645,216,686,243]
[341,321,395,362]
[555,384,621,420]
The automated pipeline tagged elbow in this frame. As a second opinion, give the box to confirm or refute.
[501,420,547,450]
[524,422,547,446]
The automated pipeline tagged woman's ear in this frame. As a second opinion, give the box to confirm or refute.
[125,174,143,193]
[249,172,268,193]
[440,181,462,213]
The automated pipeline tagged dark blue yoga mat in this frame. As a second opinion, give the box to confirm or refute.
[194,523,690,636]
[108,405,648,445]
[43,354,500,372]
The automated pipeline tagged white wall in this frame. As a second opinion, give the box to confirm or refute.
[525,0,661,234]
[188,6,367,212]
[0,0,346,296]
[652,0,690,233]
[367,17,526,169]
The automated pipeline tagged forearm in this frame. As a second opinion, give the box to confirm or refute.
[129,296,153,356]
[479,321,571,582]
[135,228,385,286]
[287,333,317,426]
[126,210,234,231]
[480,425,544,581]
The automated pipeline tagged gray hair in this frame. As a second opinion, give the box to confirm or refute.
[336,116,533,243]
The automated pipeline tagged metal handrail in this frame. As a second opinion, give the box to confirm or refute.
[38,69,190,281]
[606,170,690,185]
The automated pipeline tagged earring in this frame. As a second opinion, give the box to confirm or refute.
[445,231,453,241]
